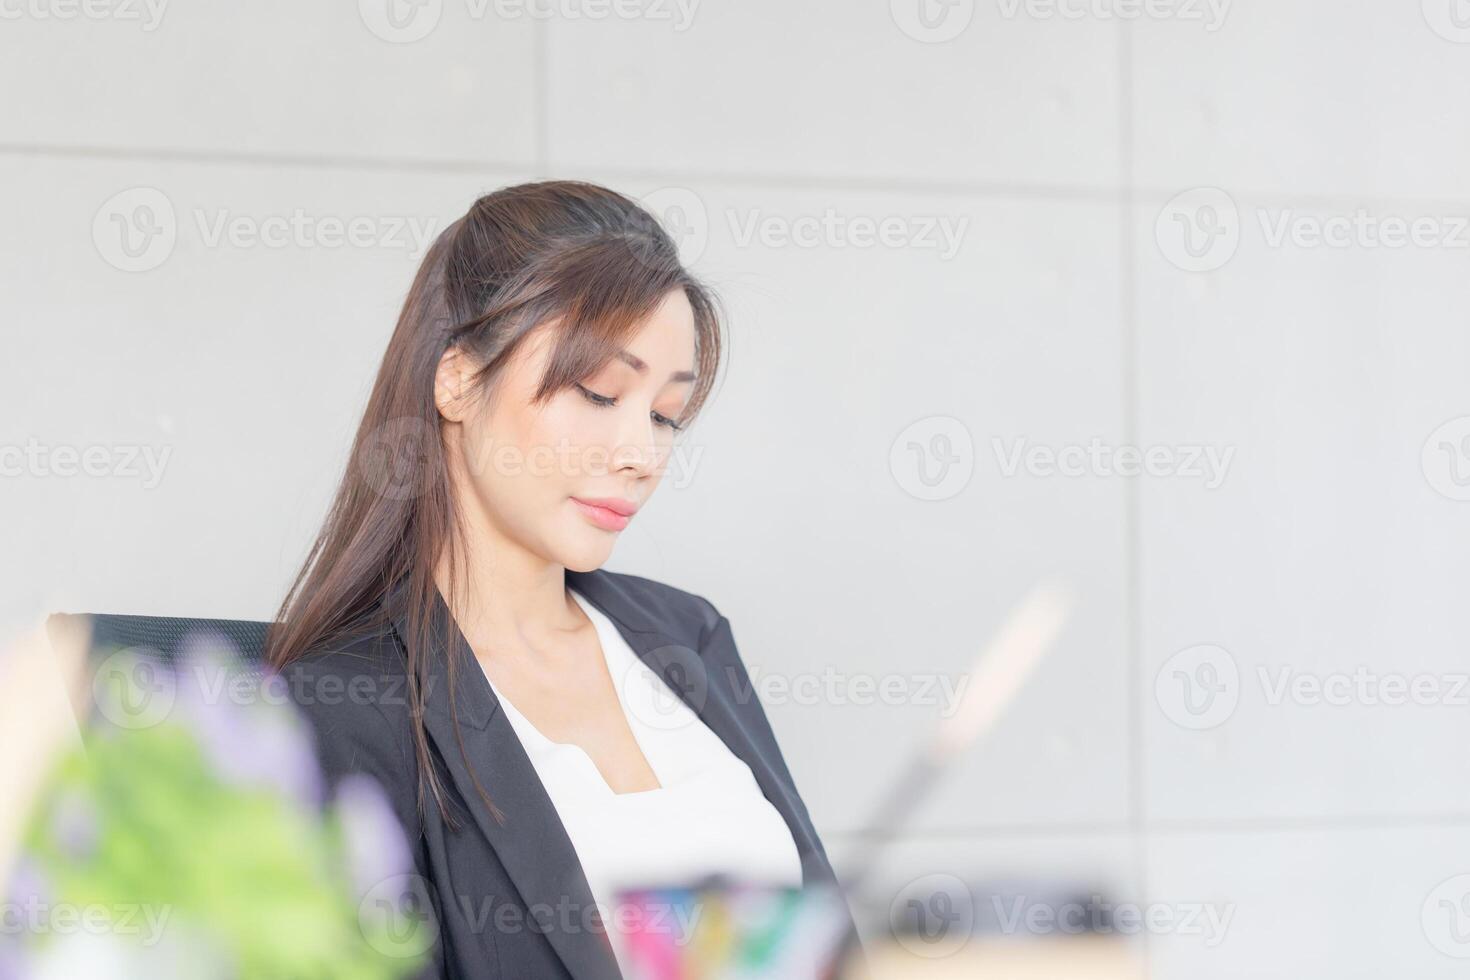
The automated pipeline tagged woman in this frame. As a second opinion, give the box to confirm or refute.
[266,181,856,978]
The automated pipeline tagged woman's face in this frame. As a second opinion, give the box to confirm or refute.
[436,287,697,573]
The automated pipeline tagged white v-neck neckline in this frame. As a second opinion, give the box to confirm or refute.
[486,587,669,798]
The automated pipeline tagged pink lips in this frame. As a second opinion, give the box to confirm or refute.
[570,496,638,531]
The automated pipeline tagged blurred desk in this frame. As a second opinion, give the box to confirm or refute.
[853,935,1145,980]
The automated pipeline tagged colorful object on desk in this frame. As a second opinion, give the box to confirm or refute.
[616,878,855,980]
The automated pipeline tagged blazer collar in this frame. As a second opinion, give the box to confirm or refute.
[382,567,836,979]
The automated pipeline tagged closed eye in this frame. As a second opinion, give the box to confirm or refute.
[575,383,684,431]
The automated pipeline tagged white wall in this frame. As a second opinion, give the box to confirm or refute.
[3,2,1469,975]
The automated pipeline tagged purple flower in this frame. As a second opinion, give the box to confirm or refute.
[2,855,51,916]
[50,789,99,861]
[334,773,412,904]
[0,938,28,980]
[172,634,323,810]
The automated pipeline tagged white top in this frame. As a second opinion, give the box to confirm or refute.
[483,588,804,974]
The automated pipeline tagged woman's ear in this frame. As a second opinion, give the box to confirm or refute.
[434,345,473,422]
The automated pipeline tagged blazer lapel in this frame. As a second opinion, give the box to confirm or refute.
[565,569,839,889]
[385,576,622,980]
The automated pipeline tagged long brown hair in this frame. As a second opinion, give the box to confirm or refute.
[265,180,724,830]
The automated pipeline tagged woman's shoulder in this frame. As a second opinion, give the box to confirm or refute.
[576,566,725,646]
[276,628,425,837]
[278,626,415,730]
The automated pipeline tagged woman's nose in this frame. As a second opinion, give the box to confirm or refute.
[609,414,659,476]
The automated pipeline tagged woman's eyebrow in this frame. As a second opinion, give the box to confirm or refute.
[616,349,696,383]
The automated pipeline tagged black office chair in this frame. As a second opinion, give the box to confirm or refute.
[45,612,277,723]
[46,612,273,668]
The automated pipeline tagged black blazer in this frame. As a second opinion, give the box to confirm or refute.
[283,566,860,979]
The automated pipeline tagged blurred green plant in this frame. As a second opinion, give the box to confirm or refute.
[1,637,431,980]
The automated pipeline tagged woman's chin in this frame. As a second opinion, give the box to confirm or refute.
[558,536,617,574]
